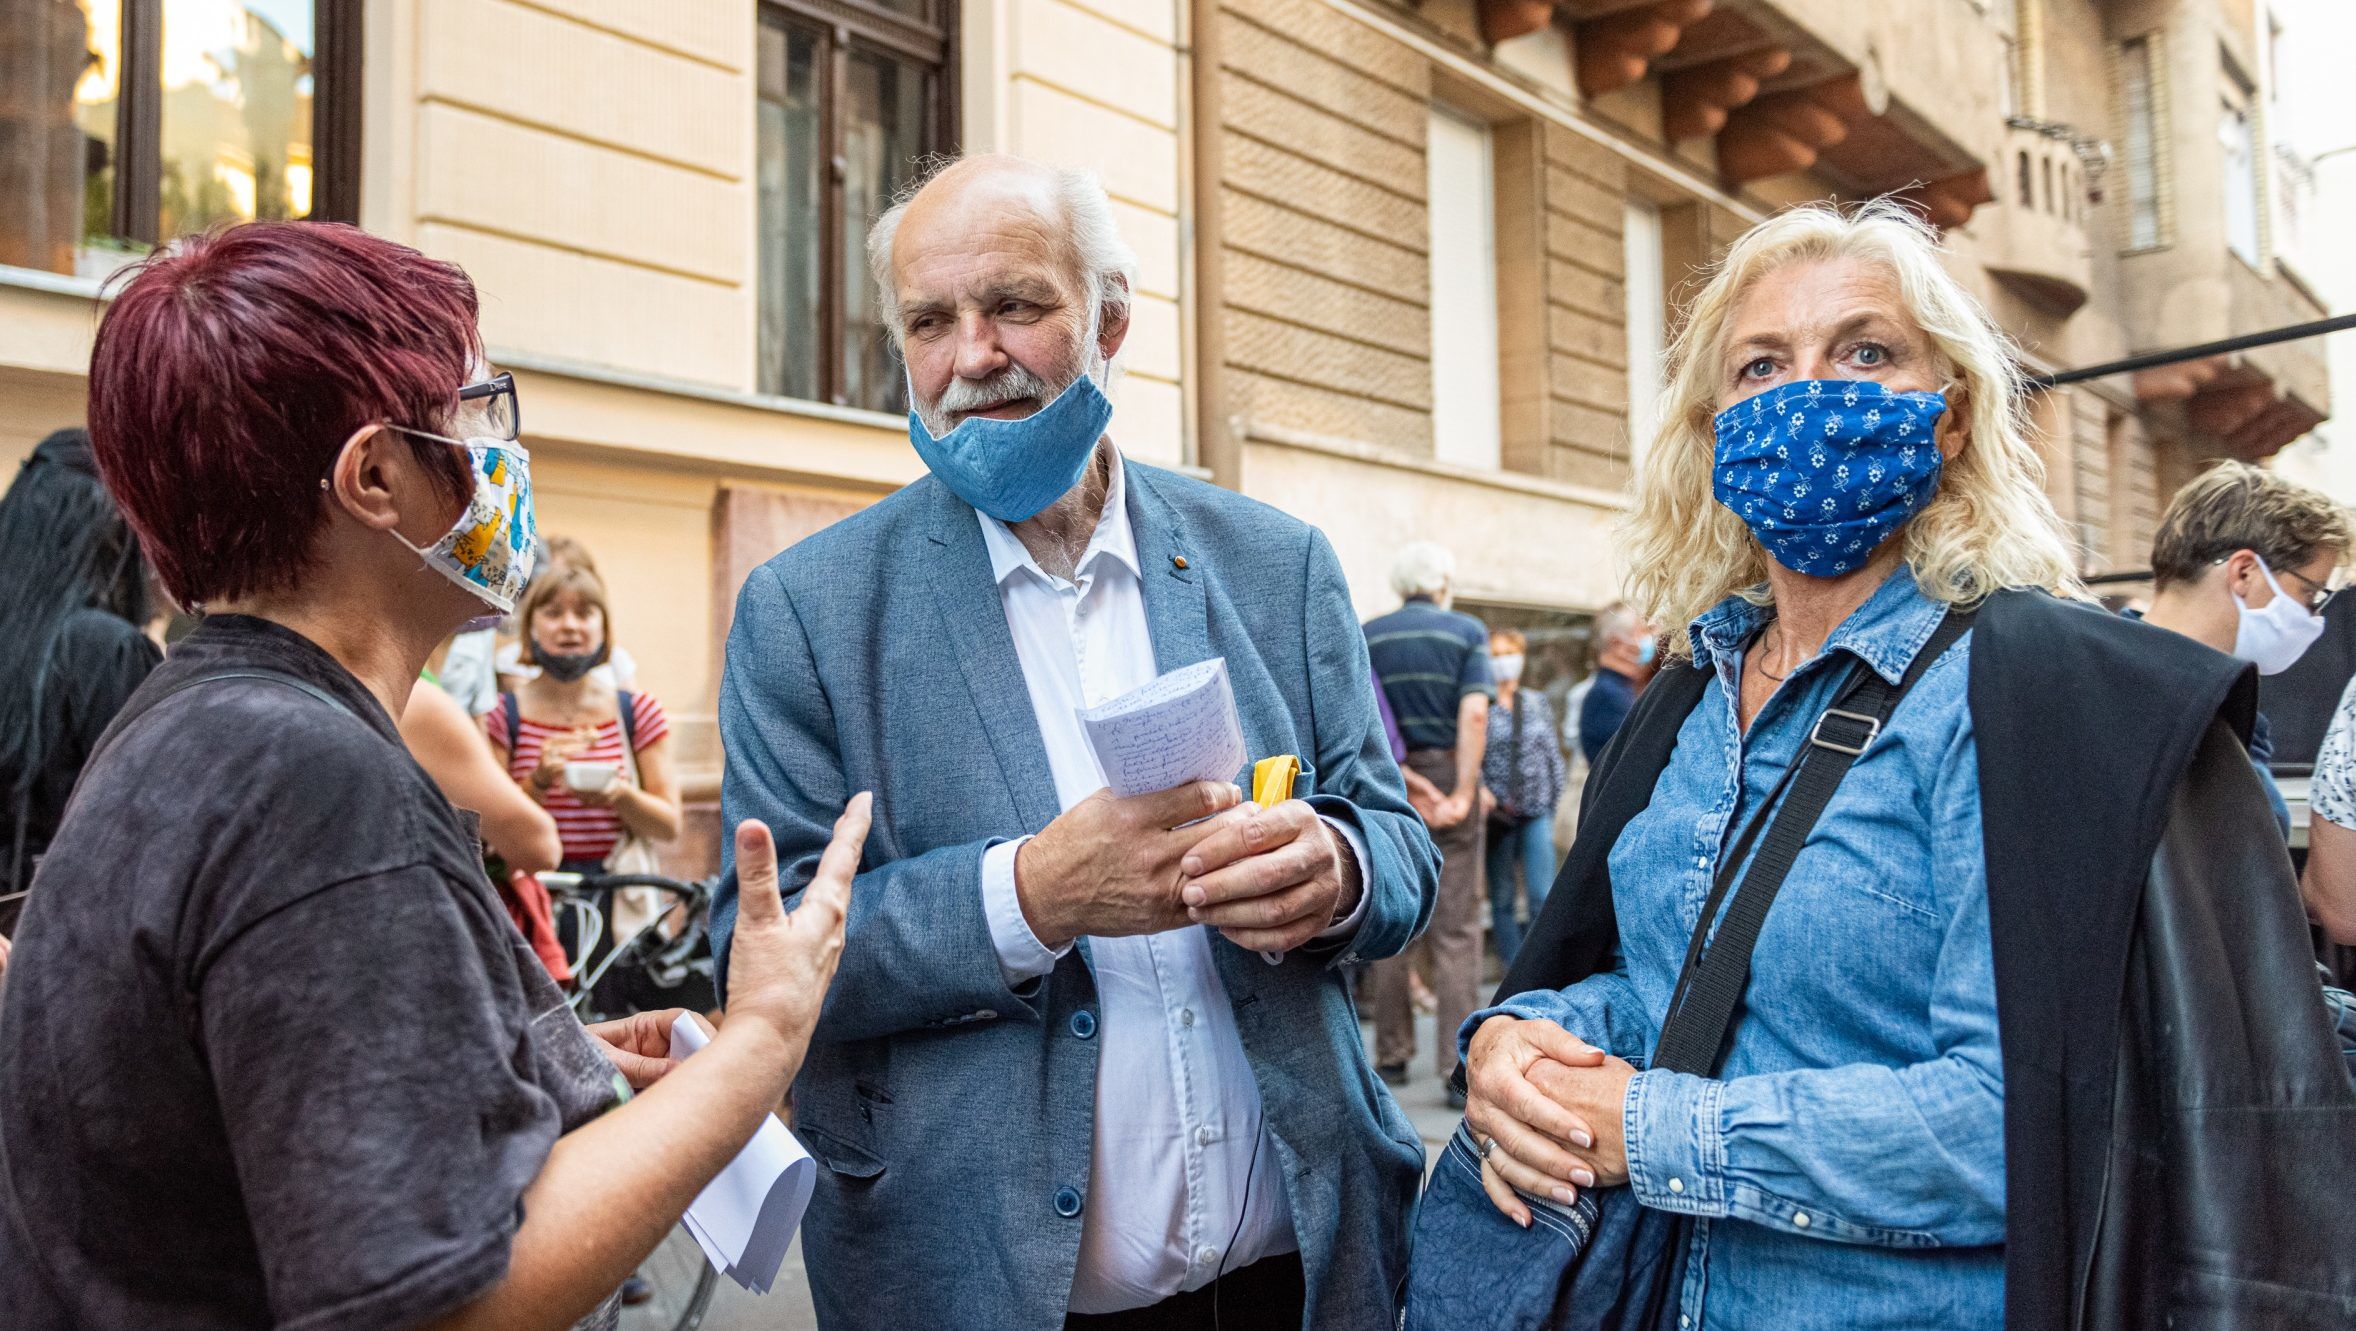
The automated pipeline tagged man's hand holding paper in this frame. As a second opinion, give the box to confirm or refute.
[1012,780,1249,949]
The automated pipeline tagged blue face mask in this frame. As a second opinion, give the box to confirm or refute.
[1635,637,1657,667]
[1711,378,1948,578]
[906,371,1114,523]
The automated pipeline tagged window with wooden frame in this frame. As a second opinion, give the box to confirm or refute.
[756,0,956,414]
[0,0,361,279]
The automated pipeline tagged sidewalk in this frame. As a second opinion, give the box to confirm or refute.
[684,1013,1462,1331]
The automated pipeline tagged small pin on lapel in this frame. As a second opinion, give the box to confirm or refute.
[1172,555,1190,570]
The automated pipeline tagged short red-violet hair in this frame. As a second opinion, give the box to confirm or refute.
[87,221,481,606]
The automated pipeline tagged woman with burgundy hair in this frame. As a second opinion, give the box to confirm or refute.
[0,221,870,1331]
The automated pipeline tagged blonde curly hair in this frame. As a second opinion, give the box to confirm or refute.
[1623,200,2082,658]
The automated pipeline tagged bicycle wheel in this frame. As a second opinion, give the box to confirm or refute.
[619,1224,719,1331]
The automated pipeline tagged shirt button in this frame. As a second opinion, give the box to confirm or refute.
[1069,1010,1097,1039]
[1195,1125,1216,1146]
[1053,1187,1084,1218]
[974,1009,997,1021]
[1680,1318,1691,1329]
[1198,1245,1219,1265]
[1179,1008,1196,1027]
[1792,1210,1811,1229]
[1667,1177,1685,1194]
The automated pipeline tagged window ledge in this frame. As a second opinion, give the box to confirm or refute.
[0,265,110,302]
[1241,419,1632,511]
[488,348,908,433]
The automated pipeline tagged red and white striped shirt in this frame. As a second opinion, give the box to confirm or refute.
[487,692,670,865]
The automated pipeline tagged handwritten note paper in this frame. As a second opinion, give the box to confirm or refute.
[667,1013,819,1294]
[1078,657,1248,798]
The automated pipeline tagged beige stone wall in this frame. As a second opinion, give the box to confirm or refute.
[1538,126,1632,491]
[1210,0,1435,458]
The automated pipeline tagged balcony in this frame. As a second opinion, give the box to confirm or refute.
[1477,0,2001,219]
[1976,122,2096,315]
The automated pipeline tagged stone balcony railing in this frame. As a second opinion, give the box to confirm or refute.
[1977,121,2096,315]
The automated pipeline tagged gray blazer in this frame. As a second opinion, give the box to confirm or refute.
[713,463,1439,1329]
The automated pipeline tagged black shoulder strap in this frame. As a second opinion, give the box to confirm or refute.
[7,668,361,906]
[500,691,523,756]
[1650,608,1974,1075]
[617,689,639,756]
[95,669,359,771]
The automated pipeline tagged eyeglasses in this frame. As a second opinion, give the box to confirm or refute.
[2279,564,2340,615]
[458,372,520,442]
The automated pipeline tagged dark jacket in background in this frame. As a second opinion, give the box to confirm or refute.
[1501,588,2356,1331]
[1575,666,1637,765]
[2,607,158,929]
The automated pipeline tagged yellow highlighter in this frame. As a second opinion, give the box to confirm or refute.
[1248,755,1302,965]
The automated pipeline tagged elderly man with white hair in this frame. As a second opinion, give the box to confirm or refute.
[712,154,1439,1330]
[1361,541,1493,1107]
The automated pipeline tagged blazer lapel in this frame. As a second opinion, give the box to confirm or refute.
[1126,466,1213,675]
[922,485,1063,833]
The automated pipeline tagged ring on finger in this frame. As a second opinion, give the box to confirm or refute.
[1478,1135,1497,1161]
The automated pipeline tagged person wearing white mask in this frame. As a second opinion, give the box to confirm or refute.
[2139,460,2351,836]
[1476,628,1567,967]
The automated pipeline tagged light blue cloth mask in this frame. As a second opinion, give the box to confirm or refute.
[906,371,1113,522]
[1712,379,1947,577]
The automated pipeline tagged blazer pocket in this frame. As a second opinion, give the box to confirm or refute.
[797,1122,887,1182]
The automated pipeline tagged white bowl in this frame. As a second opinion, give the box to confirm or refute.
[563,761,621,793]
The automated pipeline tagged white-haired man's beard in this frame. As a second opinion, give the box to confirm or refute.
[912,322,1110,438]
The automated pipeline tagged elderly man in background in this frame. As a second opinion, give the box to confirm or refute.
[1362,543,1490,1106]
[713,155,1439,1330]
[1576,600,1658,764]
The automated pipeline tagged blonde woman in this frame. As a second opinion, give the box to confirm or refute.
[1423,203,2356,1331]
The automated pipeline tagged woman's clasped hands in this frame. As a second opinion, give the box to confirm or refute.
[1462,1014,1640,1228]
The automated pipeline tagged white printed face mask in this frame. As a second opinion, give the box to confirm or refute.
[1490,653,1525,684]
[2231,555,2326,676]
[380,426,539,620]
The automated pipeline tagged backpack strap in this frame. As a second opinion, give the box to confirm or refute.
[1651,608,1975,1075]
[616,689,639,757]
[500,691,523,764]
[1,669,364,912]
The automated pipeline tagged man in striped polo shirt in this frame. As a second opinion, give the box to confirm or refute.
[1361,541,1492,1106]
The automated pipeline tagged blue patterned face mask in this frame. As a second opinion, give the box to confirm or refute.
[1711,378,1948,578]
[906,370,1113,523]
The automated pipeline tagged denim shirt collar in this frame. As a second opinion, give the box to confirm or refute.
[1688,566,1952,687]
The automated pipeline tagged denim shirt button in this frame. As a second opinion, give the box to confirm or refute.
[1667,1176,1685,1194]
[1793,1210,1811,1228]
[1053,1186,1083,1217]
[1070,1009,1097,1039]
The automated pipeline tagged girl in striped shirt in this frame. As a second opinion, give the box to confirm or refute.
[487,564,681,870]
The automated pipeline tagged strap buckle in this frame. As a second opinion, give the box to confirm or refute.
[1810,708,1881,756]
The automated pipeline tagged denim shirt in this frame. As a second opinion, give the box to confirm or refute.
[1467,570,2003,1330]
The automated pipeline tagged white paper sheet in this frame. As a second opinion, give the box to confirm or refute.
[1077,657,1248,799]
[666,1013,819,1294]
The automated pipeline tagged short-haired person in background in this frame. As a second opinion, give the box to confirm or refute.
[0,428,160,936]
[0,221,871,1330]
[2138,459,2351,834]
[1477,628,1566,967]
[1575,602,1658,764]
[1365,539,1492,1106]
[1444,202,2356,1330]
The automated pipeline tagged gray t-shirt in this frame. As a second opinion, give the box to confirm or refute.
[0,615,622,1330]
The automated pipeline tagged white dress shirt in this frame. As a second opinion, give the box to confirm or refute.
[974,451,1368,1314]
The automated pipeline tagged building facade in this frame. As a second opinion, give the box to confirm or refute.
[0,0,2335,869]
